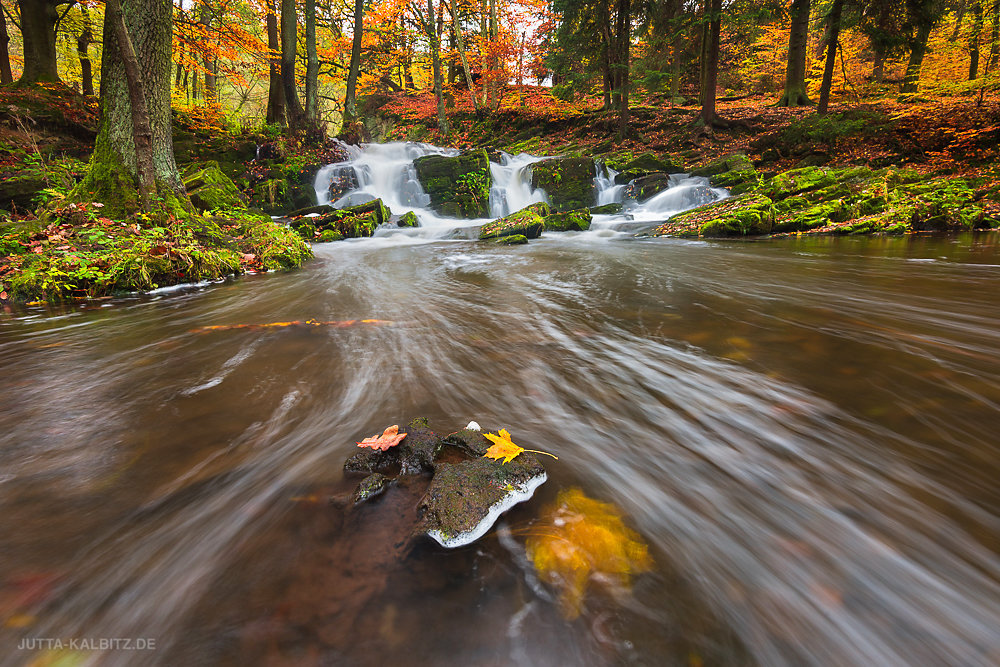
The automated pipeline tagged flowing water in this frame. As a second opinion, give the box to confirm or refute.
[1,145,1000,666]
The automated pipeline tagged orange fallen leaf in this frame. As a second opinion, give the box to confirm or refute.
[483,428,557,464]
[357,425,407,451]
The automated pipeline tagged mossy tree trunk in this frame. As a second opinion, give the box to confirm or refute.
[778,0,814,107]
[76,5,94,96]
[17,0,62,84]
[969,0,983,80]
[900,22,932,95]
[280,0,306,127]
[305,0,319,120]
[698,0,729,130]
[77,0,188,217]
[265,0,286,125]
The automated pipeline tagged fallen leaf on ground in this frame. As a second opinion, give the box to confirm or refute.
[357,425,407,451]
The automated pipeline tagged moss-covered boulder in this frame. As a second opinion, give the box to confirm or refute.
[183,163,246,213]
[589,203,623,215]
[0,174,46,212]
[651,194,775,238]
[492,234,529,245]
[543,209,592,231]
[413,149,491,218]
[251,178,294,215]
[398,211,420,227]
[531,156,596,212]
[692,153,758,190]
[757,166,872,200]
[478,206,546,240]
[599,152,684,183]
[305,199,392,239]
[353,473,392,504]
[343,418,442,476]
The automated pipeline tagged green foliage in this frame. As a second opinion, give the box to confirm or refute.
[781,111,889,147]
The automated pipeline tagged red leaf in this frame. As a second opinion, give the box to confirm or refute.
[357,425,407,451]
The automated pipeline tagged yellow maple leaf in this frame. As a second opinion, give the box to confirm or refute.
[483,428,557,464]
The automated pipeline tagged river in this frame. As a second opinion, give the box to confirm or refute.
[1,148,999,666]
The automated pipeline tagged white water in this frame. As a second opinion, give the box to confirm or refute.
[312,141,729,241]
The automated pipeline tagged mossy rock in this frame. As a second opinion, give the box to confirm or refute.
[589,203,623,215]
[604,152,685,183]
[492,234,529,245]
[530,156,596,212]
[543,209,592,232]
[773,200,845,233]
[250,178,293,215]
[479,206,545,240]
[692,153,756,187]
[398,211,420,227]
[413,150,491,218]
[183,164,246,213]
[353,473,392,504]
[757,166,873,201]
[309,199,392,239]
[0,174,47,212]
[651,194,775,238]
[317,229,344,242]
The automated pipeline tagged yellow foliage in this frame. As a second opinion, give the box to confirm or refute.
[526,487,652,619]
[483,428,558,464]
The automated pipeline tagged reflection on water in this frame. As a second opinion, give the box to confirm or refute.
[1,233,999,665]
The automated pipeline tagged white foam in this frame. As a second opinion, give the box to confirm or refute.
[466,420,481,430]
[427,472,547,548]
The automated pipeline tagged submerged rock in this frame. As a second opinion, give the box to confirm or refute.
[353,473,392,504]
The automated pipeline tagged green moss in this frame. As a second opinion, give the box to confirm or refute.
[492,233,529,245]
[318,229,344,242]
[530,157,596,211]
[651,194,774,238]
[543,209,592,231]
[183,163,246,213]
[413,150,492,218]
[398,211,420,227]
[479,206,546,240]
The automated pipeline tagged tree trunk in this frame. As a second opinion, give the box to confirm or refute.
[817,0,844,115]
[488,0,498,108]
[950,0,968,41]
[281,0,305,126]
[698,0,724,128]
[76,5,94,95]
[444,0,478,111]
[0,3,14,84]
[698,2,710,106]
[872,44,886,83]
[970,0,984,80]
[427,0,449,132]
[265,0,286,125]
[989,0,1000,73]
[305,0,318,119]
[17,0,60,83]
[77,0,188,217]
[615,0,629,138]
[199,5,217,101]
[344,0,363,119]
[900,23,932,95]
[778,0,813,106]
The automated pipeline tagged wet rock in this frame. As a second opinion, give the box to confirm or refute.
[344,446,399,475]
[288,204,335,217]
[397,211,420,227]
[417,455,547,548]
[308,199,392,239]
[398,420,442,475]
[413,150,491,218]
[353,473,392,504]
[589,203,623,215]
[543,209,592,231]
[530,156,596,212]
[492,234,529,245]
[478,207,545,240]
[624,173,672,202]
[608,152,685,183]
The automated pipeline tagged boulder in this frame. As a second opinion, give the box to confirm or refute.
[479,205,546,240]
[0,174,47,212]
[692,153,758,190]
[651,194,775,238]
[397,211,420,227]
[182,163,246,212]
[530,156,596,212]
[605,152,684,183]
[624,173,672,202]
[413,150,491,218]
[491,234,528,245]
[589,203,623,215]
[305,199,393,239]
[543,209,592,232]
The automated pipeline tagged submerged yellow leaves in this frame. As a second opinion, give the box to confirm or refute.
[483,429,558,464]
[526,487,653,619]
[191,319,393,334]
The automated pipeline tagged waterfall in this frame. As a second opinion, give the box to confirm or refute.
[311,142,728,240]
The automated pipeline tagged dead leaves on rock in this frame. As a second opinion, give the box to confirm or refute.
[357,425,407,451]
[483,428,558,464]
[526,487,652,620]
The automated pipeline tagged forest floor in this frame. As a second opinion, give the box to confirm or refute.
[374,85,1000,187]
